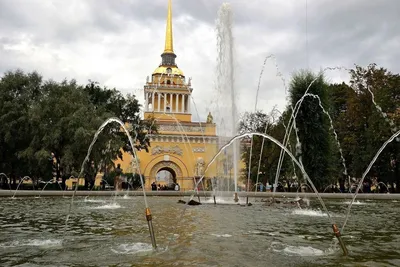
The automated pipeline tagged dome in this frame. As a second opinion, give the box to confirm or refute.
[153,66,185,77]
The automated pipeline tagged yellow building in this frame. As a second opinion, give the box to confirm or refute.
[115,0,218,191]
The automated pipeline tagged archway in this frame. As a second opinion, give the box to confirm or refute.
[145,157,190,190]
[156,167,177,189]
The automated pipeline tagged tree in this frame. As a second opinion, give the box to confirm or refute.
[0,70,156,188]
[0,70,44,186]
[288,70,336,190]
[347,64,400,190]
[239,109,293,186]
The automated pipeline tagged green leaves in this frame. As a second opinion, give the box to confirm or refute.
[289,70,335,189]
[239,65,400,191]
[0,70,154,181]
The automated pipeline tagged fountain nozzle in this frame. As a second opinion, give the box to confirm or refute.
[145,207,152,221]
[145,207,157,249]
[332,224,348,256]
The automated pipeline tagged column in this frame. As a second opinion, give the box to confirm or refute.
[181,94,185,113]
[175,94,179,113]
[157,92,161,112]
[151,92,155,111]
[165,93,169,112]
[169,93,172,112]
[174,94,177,113]
[163,93,166,113]
[164,94,170,111]
[144,92,148,111]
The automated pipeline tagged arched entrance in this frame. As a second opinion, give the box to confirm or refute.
[156,167,177,186]
[149,160,184,190]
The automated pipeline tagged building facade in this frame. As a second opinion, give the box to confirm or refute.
[115,0,218,190]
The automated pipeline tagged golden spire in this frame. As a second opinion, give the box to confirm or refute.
[163,0,174,54]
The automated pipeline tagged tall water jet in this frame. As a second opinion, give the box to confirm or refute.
[215,3,239,199]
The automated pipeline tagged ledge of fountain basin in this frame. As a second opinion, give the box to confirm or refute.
[1,190,400,199]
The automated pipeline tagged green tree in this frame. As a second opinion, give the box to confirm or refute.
[288,70,335,190]
[239,110,293,186]
[0,70,44,186]
[0,70,156,188]
[347,64,400,190]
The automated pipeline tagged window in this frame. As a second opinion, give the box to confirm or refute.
[166,80,171,85]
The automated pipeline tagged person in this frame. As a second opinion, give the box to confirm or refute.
[50,152,63,190]
[174,183,180,191]
[259,183,264,192]
[115,164,122,191]
[151,181,157,191]
[85,161,96,190]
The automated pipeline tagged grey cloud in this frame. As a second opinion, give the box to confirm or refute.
[1,0,399,120]
[306,0,400,68]
[0,0,124,46]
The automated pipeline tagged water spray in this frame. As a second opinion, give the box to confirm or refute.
[63,118,157,250]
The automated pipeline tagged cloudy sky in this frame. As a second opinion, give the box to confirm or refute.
[1,0,399,122]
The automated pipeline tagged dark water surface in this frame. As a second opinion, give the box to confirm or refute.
[0,195,399,267]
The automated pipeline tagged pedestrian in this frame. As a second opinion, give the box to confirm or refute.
[151,181,157,191]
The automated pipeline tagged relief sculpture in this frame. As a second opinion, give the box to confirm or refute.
[159,125,205,132]
[151,145,183,156]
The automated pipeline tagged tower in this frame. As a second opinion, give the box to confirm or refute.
[143,0,192,123]
[114,0,218,192]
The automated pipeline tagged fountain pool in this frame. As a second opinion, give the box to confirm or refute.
[1,196,399,266]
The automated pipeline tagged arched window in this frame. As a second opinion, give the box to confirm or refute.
[166,80,171,85]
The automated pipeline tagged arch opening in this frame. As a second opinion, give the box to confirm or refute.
[155,167,177,190]
[149,160,184,191]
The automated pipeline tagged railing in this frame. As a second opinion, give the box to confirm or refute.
[144,84,192,90]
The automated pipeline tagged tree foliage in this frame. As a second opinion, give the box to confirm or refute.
[0,70,157,186]
[239,109,293,185]
[288,70,337,189]
[239,64,400,191]
[330,64,400,189]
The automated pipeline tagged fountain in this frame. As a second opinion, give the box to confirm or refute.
[37,178,64,198]
[2,2,400,266]
[214,3,240,202]
[11,176,33,199]
[377,181,390,193]
[297,183,313,193]
[1,71,400,265]
[63,117,156,249]
[272,67,348,202]
[186,131,348,255]
[341,129,400,233]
